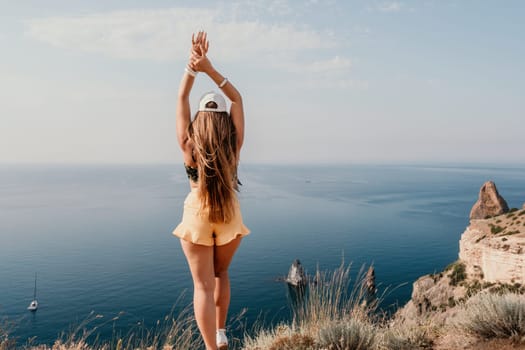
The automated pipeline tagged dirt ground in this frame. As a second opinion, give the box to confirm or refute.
[434,334,525,350]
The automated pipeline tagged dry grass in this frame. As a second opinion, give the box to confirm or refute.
[243,262,387,350]
[379,322,435,350]
[4,263,525,350]
[292,263,377,330]
[0,296,203,350]
[317,319,377,350]
[455,292,525,343]
[0,316,17,350]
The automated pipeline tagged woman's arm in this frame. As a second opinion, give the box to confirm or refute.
[190,41,245,154]
[207,68,245,153]
[176,32,208,153]
[176,72,195,152]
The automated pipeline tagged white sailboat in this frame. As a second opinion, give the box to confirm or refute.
[27,273,38,311]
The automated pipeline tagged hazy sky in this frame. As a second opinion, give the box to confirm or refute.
[1,1,524,164]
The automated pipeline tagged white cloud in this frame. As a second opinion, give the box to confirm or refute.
[230,0,293,17]
[374,1,403,12]
[301,77,369,90]
[24,7,342,69]
[278,55,352,74]
[307,56,352,73]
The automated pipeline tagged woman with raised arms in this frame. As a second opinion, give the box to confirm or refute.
[173,31,250,350]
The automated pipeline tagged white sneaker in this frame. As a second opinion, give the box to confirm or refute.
[216,328,228,350]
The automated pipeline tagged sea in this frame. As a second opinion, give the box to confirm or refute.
[1,163,525,345]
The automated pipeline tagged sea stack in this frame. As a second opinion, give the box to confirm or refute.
[469,181,509,220]
[397,181,525,324]
[286,259,306,287]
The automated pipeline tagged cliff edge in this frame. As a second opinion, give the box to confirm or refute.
[397,181,525,326]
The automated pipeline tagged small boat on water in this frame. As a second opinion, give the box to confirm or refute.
[27,273,38,312]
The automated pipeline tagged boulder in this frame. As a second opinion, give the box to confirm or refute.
[469,181,509,220]
[286,259,306,287]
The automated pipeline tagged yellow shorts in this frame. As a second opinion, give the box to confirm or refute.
[172,189,250,246]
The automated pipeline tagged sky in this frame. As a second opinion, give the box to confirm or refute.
[1,0,524,164]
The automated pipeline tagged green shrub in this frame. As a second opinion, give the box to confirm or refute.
[488,283,525,295]
[448,262,467,286]
[475,235,486,243]
[466,279,483,297]
[430,272,443,283]
[501,230,520,237]
[318,319,376,350]
[444,260,458,271]
[490,225,505,234]
[448,296,456,308]
[456,292,525,342]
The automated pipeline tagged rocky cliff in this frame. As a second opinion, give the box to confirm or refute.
[396,181,525,324]
[459,215,525,284]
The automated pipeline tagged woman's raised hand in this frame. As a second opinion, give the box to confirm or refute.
[191,31,209,57]
[189,31,213,74]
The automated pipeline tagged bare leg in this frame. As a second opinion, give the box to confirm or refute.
[214,236,242,329]
[180,239,216,350]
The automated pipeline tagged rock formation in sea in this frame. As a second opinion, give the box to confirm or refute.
[397,181,524,325]
[469,180,509,219]
[286,259,307,287]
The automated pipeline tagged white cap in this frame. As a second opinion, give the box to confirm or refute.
[198,91,227,112]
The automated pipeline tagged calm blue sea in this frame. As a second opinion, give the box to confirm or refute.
[1,163,525,345]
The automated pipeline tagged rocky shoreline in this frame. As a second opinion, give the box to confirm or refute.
[395,181,525,348]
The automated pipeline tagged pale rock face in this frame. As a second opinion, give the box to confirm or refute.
[459,224,525,284]
[395,274,466,325]
[396,181,524,327]
[458,227,486,278]
[469,181,509,220]
[412,275,454,314]
[286,259,306,286]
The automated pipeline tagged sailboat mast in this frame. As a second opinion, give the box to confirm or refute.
[33,273,37,299]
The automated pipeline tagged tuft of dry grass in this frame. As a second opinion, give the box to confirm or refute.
[1,294,203,350]
[455,292,525,343]
[379,322,435,350]
[317,319,377,350]
[0,316,16,350]
[268,332,316,350]
[242,262,383,350]
[292,262,378,333]
[242,324,297,350]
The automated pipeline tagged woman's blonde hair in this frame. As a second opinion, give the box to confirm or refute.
[188,110,239,223]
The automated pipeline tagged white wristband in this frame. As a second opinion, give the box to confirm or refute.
[185,66,197,77]
[218,78,228,88]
